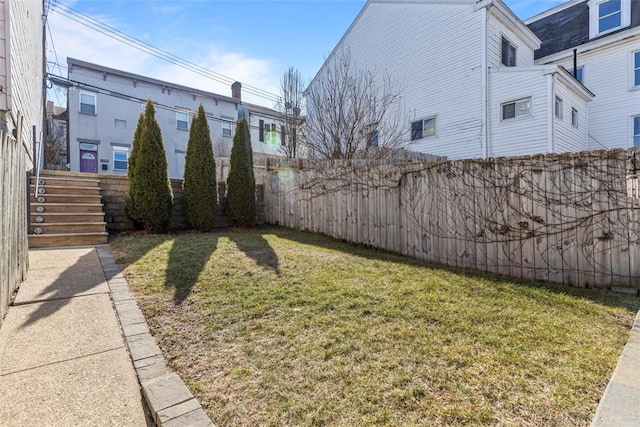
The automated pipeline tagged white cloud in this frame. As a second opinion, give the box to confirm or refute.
[46,6,280,108]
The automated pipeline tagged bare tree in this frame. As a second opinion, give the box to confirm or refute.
[304,49,406,160]
[45,119,67,167]
[277,67,305,158]
[214,137,232,158]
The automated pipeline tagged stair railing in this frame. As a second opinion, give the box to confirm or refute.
[33,128,43,198]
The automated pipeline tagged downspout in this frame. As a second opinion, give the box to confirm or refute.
[481,4,490,159]
[547,74,554,153]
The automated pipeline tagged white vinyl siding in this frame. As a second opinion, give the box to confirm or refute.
[490,69,548,157]
[487,16,536,69]
[538,41,639,149]
[553,80,589,153]
[316,1,484,159]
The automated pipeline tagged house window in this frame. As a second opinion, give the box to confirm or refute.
[79,92,96,115]
[570,67,584,83]
[571,108,579,127]
[598,0,622,33]
[176,111,189,130]
[589,0,629,38]
[501,98,530,120]
[502,37,516,67]
[367,130,379,147]
[634,51,640,87]
[555,97,563,119]
[113,148,129,171]
[411,117,436,140]
[634,116,640,147]
[222,120,233,137]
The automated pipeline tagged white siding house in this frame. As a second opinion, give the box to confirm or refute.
[307,0,594,159]
[66,58,283,179]
[526,0,640,149]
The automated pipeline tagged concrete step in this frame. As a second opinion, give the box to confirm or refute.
[30,203,104,214]
[30,222,108,234]
[30,212,105,223]
[30,175,100,188]
[31,194,102,205]
[30,184,101,196]
[28,232,108,248]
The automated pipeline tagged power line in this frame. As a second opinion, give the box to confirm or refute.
[48,0,281,104]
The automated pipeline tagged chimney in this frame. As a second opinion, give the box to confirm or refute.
[231,82,242,101]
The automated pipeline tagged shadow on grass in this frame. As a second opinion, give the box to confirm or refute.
[228,229,280,274]
[265,226,640,313]
[165,234,219,304]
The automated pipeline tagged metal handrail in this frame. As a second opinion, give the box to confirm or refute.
[33,130,43,198]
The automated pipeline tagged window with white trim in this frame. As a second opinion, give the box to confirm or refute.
[501,98,530,120]
[411,117,436,140]
[501,37,516,67]
[634,115,640,147]
[633,51,640,87]
[555,97,563,119]
[222,120,233,137]
[571,108,579,127]
[570,66,584,84]
[113,148,129,171]
[79,92,96,115]
[176,111,189,130]
[589,0,630,38]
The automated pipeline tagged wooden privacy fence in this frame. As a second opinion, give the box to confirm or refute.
[0,115,30,329]
[264,149,640,289]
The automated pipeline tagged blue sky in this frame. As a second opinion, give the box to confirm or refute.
[47,0,567,107]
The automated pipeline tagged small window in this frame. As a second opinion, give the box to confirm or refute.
[555,97,563,119]
[113,148,129,171]
[79,92,96,115]
[114,119,127,129]
[571,108,579,127]
[264,123,278,145]
[176,112,189,130]
[367,130,379,147]
[222,120,233,137]
[502,98,530,120]
[598,0,622,33]
[411,117,436,141]
[570,67,584,83]
[634,51,640,87]
[634,116,640,147]
[502,37,516,67]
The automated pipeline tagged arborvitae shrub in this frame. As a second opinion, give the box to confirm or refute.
[226,118,256,227]
[183,104,218,230]
[126,100,173,232]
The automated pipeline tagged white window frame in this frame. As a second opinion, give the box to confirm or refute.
[588,0,630,39]
[501,37,517,67]
[79,91,97,115]
[633,115,640,147]
[113,147,129,171]
[222,120,233,137]
[501,98,531,121]
[411,116,437,141]
[632,50,640,89]
[176,111,189,131]
[555,97,563,119]
[569,66,585,84]
[571,108,579,128]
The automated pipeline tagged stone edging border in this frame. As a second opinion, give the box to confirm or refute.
[95,245,215,427]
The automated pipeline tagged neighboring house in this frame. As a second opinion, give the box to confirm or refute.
[0,0,44,327]
[65,58,283,179]
[526,0,640,149]
[307,0,594,159]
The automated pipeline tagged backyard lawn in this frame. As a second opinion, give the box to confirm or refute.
[110,227,639,426]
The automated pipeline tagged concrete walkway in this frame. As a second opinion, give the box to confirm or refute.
[591,308,640,426]
[0,245,213,427]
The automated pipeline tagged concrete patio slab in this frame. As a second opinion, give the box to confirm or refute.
[0,294,123,374]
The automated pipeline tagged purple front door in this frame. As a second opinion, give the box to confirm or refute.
[80,150,97,173]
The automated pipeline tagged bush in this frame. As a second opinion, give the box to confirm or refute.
[126,100,173,232]
[183,104,218,230]
[226,118,256,227]
[125,112,144,223]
